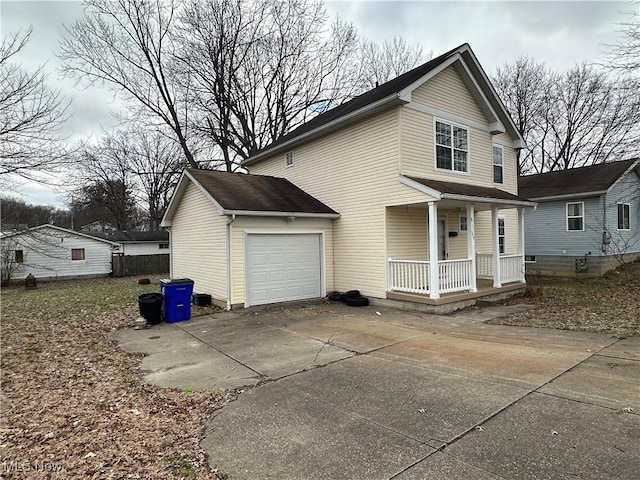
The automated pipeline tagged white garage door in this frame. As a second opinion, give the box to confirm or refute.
[245,233,322,307]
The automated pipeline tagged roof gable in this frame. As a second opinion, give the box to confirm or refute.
[162,169,339,225]
[243,43,524,167]
[518,159,639,200]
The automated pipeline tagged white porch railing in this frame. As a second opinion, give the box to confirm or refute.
[476,253,524,284]
[388,258,473,295]
[438,259,473,294]
[476,254,493,279]
[388,259,430,294]
[500,254,524,283]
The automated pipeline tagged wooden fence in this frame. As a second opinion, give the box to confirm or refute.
[111,254,169,277]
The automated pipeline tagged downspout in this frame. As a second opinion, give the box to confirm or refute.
[166,227,172,276]
[225,214,236,311]
[601,194,608,253]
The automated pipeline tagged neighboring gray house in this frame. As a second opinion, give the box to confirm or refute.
[518,159,640,276]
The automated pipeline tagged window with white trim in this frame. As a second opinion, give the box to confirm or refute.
[459,215,467,231]
[617,203,630,230]
[525,255,536,263]
[285,151,294,167]
[566,202,584,231]
[71,248,85,261]
[493,145,503,184]
[159,243,169,249]
[498,218,505,254]
[435,120,468,173]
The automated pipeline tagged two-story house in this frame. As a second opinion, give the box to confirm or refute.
[161,43,535,310]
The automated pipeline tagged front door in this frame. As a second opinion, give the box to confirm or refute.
[437,218,448,260]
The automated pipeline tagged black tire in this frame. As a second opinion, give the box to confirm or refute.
[340,290,360,301]
[345,296,369,307]
[327,293,343,302]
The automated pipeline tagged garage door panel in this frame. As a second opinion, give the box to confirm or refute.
[246,234,322,306]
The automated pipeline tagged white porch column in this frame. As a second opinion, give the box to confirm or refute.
[466,204,477,292]
[491,206,502,288]
[428,201,440,299]
[518,207,526,283]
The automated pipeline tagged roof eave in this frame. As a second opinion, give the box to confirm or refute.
[221,209,340,219]
[441,193,536,207]
[525,190,608,202]
[242,93,406,167]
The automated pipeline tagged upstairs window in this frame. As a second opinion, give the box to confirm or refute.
[567,202,584,231]
[15,250,24,263]
[435,120,468,173]
[617,203,630,230]
[71,248,86,261]
[493,145,503,184]
[159,243,169,249]
[285,151,294,167]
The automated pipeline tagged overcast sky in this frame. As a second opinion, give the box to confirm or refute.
[1,0,634,208]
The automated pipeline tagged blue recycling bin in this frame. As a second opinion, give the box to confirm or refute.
[159,278,194,323]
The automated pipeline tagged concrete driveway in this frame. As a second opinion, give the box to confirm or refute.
[112,302,640,479]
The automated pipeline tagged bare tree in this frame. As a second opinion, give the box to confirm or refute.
[493,57,556,175]
[356,36,429,91]
[605,4,640,77]
[177,0,360,170]
[72,139,138,229]
[1,237,23,286]
[494,59,639,174]
[124,129,185,229]
[59,0,197,167]
[0,28,72,188]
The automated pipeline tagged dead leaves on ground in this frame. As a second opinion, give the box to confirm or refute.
[1,277,231,479]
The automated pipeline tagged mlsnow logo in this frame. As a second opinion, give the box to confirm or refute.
[1,460,64,473]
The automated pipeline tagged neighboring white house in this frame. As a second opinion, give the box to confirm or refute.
[1,224,120,281]
[84,231,170,256]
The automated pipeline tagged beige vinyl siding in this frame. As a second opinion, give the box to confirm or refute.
[249,108,434,298]
[445,210,469,259]
[386,207,427,260]
[475,208,520,255]
[170,181,227,303]
[229,217,334,306]
[400,66,520,195]
[412,65,487,125]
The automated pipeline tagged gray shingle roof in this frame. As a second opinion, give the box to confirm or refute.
[518,159,639,200]
[187,169,338,215]
[85,230,169,242]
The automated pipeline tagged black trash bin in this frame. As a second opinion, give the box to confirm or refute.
[138,292,164,325]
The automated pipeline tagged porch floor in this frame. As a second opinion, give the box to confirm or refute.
[386,279,525,306]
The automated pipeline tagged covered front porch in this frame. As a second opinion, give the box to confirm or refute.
[386,176,536,303]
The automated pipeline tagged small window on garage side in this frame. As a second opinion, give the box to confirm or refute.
[71,248,85,261]
[285,151,294,167]
[159,243,169,249]
[525,255,536,263]
[15,250,24,263]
